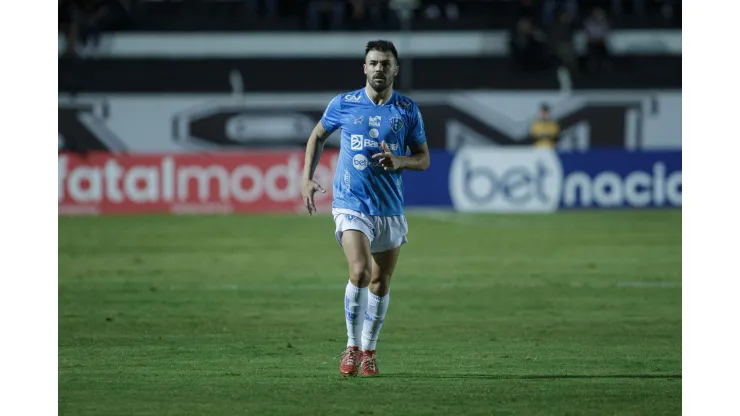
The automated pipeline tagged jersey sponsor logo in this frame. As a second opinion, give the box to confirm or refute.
[344,94,362,103]
[353,116,364,125]
[364,139,398,150]
[369,116,382,127]
[369,128,379,139]
[350,134,363,150]
[352,154,369,171]
[449,148,563,213]
[389,117,404,133]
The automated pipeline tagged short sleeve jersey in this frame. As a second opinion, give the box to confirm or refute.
[321,88,427,216]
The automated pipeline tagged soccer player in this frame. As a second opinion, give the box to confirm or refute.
[300,40,430,376]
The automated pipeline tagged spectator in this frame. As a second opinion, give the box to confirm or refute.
[307,0,346,30]
[509,17,548,71]
[549,10,579,76]
[422,1,459,23]
[347,0,385,30]
[245,0,278,19]
[59,0,115,57]
[656,0,680,27]
[59,0,79,56]
[611,0,646,19]
[541,0,578,28]
[584,7,611,73]
[516,0,537,21]
[530,103,560,148]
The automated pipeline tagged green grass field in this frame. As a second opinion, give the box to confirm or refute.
[59,210,681,416]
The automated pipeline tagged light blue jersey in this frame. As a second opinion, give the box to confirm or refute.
[321,88,427,216]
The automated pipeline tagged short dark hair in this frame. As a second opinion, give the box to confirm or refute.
[365,40,399,62]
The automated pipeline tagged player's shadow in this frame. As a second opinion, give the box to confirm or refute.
[382,373,681,380]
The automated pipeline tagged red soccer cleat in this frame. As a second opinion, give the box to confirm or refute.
[339,346,361,376]
[361,350,380,376]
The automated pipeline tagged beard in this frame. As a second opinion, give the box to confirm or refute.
[368,75,393,93]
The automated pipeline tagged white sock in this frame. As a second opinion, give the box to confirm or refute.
[362,291,390,351]
[344,281,368,348]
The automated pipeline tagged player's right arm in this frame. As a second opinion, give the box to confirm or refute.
[301,95,341,215]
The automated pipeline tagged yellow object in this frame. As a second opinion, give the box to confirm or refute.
[530,120,560,147]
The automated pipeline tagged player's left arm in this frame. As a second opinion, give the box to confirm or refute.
[372,141,430,171]
[397,142,430,171]
[399,106,430,170]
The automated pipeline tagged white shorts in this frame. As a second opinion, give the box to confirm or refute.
[332,208,409,253]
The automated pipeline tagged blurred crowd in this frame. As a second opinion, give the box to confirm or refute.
[60,0,680,61]
[512,2,602,75]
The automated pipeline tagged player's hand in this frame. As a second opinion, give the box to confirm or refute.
[372,142,404,171]
[301,179,326,216]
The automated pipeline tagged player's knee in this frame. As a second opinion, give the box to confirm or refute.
[349,261,371,287]
[370,274,391,296]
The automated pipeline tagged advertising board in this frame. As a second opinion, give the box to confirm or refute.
[58,151,338,215]
[404,148,682,211]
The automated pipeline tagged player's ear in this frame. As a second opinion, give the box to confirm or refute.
[363,63,368,74]
[394,66,399,76]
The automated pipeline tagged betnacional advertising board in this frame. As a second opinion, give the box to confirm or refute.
[405,148,682,212]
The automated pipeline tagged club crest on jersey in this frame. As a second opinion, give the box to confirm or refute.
[350,134,363,150]
[389,117,404,133]
[369,116,382,127]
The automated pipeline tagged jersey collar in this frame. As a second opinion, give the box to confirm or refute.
[364,87,396,107]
